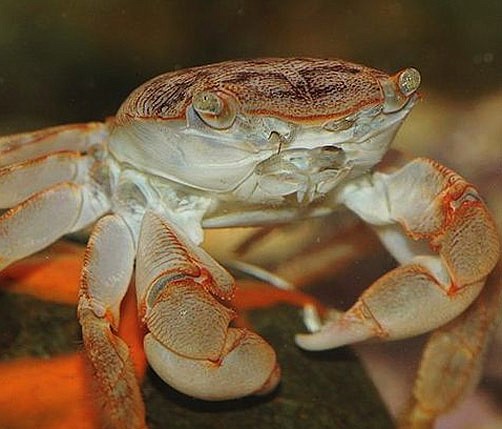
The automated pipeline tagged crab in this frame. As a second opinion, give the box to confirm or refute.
[0,58,499,429]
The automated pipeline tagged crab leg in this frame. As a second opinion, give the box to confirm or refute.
[0,152,90,208]
[296,157,500,349]
[78,214,146,429]
[401,263,502,428]
[136,211,280,401]
[0,182,109,270]
[0,121,109,167]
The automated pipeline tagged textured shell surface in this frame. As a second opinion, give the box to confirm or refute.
[117,58,389,124]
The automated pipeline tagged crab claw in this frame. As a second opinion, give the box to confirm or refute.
[297,158,499,351]
[145,322,280,400]
[136,211,280,400]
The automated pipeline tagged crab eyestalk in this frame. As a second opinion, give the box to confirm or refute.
[192,90,238,129]
[380,67,421,113]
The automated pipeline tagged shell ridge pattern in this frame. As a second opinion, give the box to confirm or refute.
[117,58,389,123]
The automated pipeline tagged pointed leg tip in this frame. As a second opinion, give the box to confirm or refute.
[294,331,344,351]
[295,321,374,351]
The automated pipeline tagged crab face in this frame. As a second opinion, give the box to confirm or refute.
[108,59,420,202]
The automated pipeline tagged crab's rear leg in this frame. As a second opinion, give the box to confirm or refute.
[0,121,108,167]
[0,181,109,270]
[136,211,280,401]
[296,157,500,424]
[0,151,92,208]
[0,122,112,269]
[401,262,502,429]
[78,214,147,429]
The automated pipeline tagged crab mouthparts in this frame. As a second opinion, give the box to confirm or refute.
[255,146,350,203]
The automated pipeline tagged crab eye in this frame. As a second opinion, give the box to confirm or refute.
[380,67,421,113]
[192,91,237,129]
[398,68,421,97]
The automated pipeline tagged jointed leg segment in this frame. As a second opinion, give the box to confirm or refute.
[294,157,500,427]
[0,122,108,167]
[136,211,281,401]
[401,263,502,428]
[1,120,498,429]
[78,214,146,429]
[0,122,111,271]
[296,158,499,349]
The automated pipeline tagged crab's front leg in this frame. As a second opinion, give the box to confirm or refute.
[136,211,280,400]
[296,157,500,421]
[78,214,147,429]
[297,157,499,347]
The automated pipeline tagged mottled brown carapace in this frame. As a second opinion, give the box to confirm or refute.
[117,58,389,124]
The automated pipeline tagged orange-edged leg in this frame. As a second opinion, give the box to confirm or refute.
[297,158,499,348]
[0,180,109,273]
[0,122,112,272]
[0,152,90,209]
[0,214,146,429]
[78,214,146,429]
[0,121,108,168]
[399,263,502,429]
[295,158,500,426]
